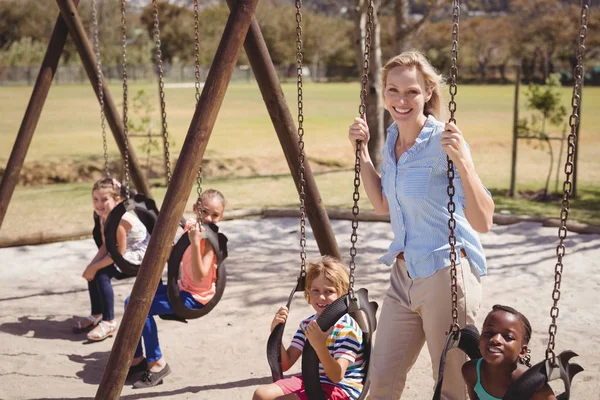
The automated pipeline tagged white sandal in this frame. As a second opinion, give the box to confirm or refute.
[87,320,118,341]
[73,315,102,333]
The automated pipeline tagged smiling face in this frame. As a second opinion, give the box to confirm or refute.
[308,273,341,316]
[479,310,528,366]
[92,188,120,219]
[383,65,432,126]
[194,195,225,225]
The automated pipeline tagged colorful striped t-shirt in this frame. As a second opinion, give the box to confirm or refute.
[290,313,365,400]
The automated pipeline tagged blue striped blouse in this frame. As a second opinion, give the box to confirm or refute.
[378,115,490,279]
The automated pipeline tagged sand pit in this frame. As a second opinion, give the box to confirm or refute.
[1,218,598,399]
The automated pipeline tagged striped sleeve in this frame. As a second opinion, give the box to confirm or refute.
[331,315,363,363]
[289,314,316,352]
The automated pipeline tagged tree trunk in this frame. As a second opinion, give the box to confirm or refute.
[367,8,384,171]
[395,0,411,53]
[354,0,383,171]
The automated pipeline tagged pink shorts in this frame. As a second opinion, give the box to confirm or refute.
[274,375,348,400]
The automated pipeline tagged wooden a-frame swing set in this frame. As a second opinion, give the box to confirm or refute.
[0,0,343,398]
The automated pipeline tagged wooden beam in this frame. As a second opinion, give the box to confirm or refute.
[56,0,152,197]
[228,0,342,259]
[0,1,80,229]
[94,0,260,397]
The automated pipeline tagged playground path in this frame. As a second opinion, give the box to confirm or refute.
[1,218,599,399]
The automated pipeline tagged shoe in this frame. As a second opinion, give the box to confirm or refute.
[73,315,102,333]
[86,320,118,341]
[127,358,149,378]
[132,364,171,388]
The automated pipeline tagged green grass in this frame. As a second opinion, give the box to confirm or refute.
[1,82,599,240]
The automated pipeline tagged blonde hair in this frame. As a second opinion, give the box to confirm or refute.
[382,50,446,120]
[92,177,123,200]
[195,188,227,211]
[304,256,349,302]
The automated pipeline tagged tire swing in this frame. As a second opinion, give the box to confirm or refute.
[92,0,158,278]
[432,2,483,398]
[102,0,159,277]
[266,2,378,399]
[160,0,229,323]
[433,2,586,399]
[501,2,588,398]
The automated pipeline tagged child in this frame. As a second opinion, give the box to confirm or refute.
[73,177,150,341]
[253,256,365,400]
[462,305,556,400]
[126,189,226,388]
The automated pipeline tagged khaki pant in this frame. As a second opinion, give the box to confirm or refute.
[367,258,482,400]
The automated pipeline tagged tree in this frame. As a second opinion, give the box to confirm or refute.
[461,16,512,82]
[0,37,46,67]
[354,0,384,170]
[140,1,195,64]
[518,74,568,199]
[509,0,578,83]
[393,0,443,54]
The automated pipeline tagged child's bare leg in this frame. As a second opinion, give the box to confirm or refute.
[148,357,167,372]
[252,383,286,400]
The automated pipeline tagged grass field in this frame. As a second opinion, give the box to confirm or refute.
[1,81,599,239]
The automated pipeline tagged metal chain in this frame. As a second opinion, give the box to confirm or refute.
[91,0,110,178]
[193,0,202,104]
[295,0,307,279]
[193,0,204,223]
[349,0,374,301]
[446,0,460,336]
[545,0,589,366]
[120,0,131,199]
[152,0,172,184]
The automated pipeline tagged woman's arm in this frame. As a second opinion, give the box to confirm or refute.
[441,123,494,233]
[349,117,389,214]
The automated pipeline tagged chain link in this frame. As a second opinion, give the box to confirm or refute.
[193,0,202,104]
[152,0,172,185]
[446,0,460,336]
[120,0,131,199]
[91,0,110,178]
[545,0,589,366]
[348,0,375,301]
[295,0,307,278]
[193,0,204,223]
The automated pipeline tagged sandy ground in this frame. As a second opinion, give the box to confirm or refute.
[0,217,599,400]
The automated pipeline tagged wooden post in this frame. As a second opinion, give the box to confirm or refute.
[229,1,341,259]
[509,63,521,198]
[56,0,152,197]
[0,2,79,230]
[94,0,260,397]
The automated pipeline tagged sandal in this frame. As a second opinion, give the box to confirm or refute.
[73,315,102,333]
[87,320,118,342]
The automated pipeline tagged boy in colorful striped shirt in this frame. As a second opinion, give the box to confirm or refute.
[253,257,365,400]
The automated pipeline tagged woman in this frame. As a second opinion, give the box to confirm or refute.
[348,50,494,400]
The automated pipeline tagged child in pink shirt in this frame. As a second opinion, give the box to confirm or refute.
[124,189,226,388]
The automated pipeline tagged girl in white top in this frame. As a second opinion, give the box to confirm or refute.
[73,177,150,341]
